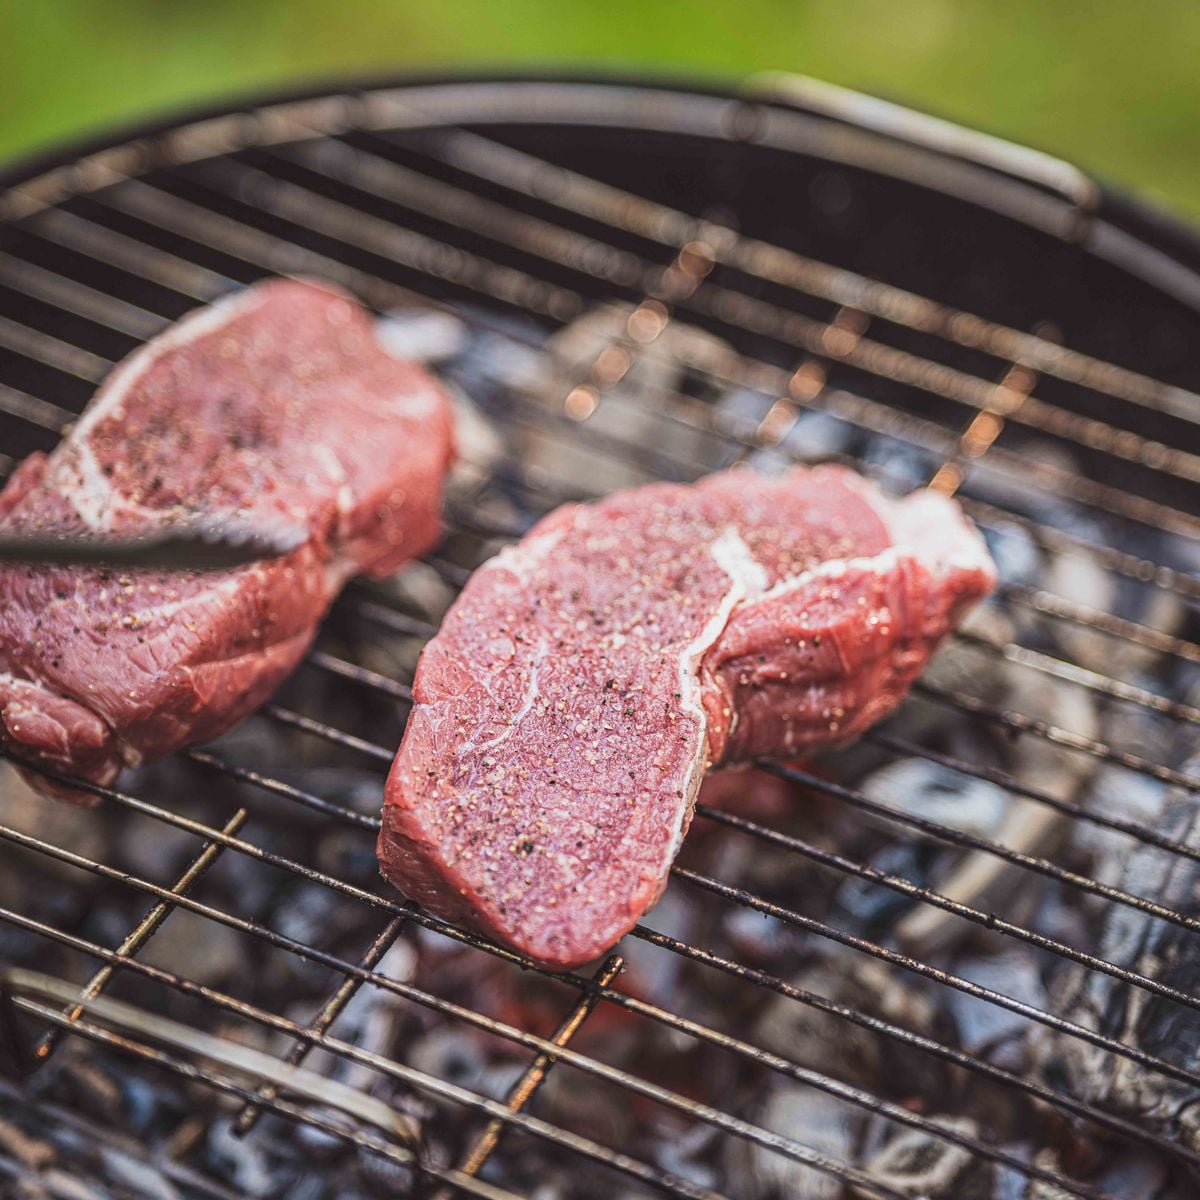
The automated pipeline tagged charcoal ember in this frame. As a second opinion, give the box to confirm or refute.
[442,380,507,500]
[945,950,1047,1073]
[441,312,546,415]
[1042,549,1185,677]
[984,522,1042,589]
[237,766,384,825]
[315,826,382,884]
[778,410,854,464]
[0,1115,56,1170]
[746,410,855,475]
[108,792,208,884]
[354,1146,415,1199]
[967,442,1087,525]
[856,758,1010,841]
[860,435,939,494]
[754,949,943,1096]
[370,560,458,628]
[727,1084,862,1200]
[897,668,1097,956]
[530,304,731,491]
[375,308,466,365]
[205,1116,275,1196]
[1021,1147,1180,1200]
[722,905,790,964]
[619,889,698,1009]
[46,1056,127,1129]
[1178,661,1200,714]
[1068,766,1168,893]
[97,1146,180,1200]
[836,840,928,932]
[920,602,1019,706]
[294,1120,352,1164]
[139,909,243,988]
[1033,756,1200,1166]
[0,764,109,893]
[653,1121,722,1193]
[19,1170,109,1200]
[1099,700,1177,769]
[853,1114,995,1198]
[1039,548,1116,667]
[299,939,417,1095]
[407,1027,520,1101]
[281,1173,333,1200]
[713,387,775,446]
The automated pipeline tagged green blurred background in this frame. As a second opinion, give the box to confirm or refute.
[3,1,1199,218]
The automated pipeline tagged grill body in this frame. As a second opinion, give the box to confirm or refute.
[0,73,1197,1200]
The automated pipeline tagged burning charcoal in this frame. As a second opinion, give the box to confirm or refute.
[531,303,732,490]
[24,1171,110,1200]
[714,387,775,445]
[967,442,1086,524]
[353,1143,416,1200]
[984,522,1042,589]
[0,1117,56,1171]
[299,940,417,1098]
[1093,1151,1177,1200]
[897,670,1097,956]
[654,1122,722,1193]
[921,602,1019,706]
[837,841,929,932]
[1033,755,1200,1167]
[1039,548,1116,669]
[1021,1147,1179,1200]
[1068,766,1167,892]
[857,759,1010,841]
[777,410,854,465]
[111,786,211,883]
[407,1028,518,1102]
[617,889,698,1010]
[854,1114,995,1198]
[442,313,546,411]
[723,905,790,964]
[205,1117,275,1196]
[374,560,458,627]
[375,309,467,364]
[294,1120,351,1164]
[442,381,508,500]
[1041,547,1184,679]
[315,827,381,885]
[945,950,1047,1072]
[139,910,242,988]
[1099,700,1177,768]
[0,764,109,891]
[754,949,942,1095]
[861,436,939,494]
[97,1147,180,1200]
[728,1085,863,1200]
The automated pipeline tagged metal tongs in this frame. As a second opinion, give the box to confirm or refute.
[0,515,308,571]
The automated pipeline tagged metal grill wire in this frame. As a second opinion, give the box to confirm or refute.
[0,80,1196,1200]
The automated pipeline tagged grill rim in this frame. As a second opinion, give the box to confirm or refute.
[3,67,1200,299]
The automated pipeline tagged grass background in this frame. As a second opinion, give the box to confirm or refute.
[2,1,1199,219]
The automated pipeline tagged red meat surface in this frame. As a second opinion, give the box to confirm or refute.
[380,465,995,967]
[0,278,453,799]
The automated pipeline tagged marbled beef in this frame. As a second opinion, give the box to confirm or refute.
[380,465,995,967]
[0,278,454,799]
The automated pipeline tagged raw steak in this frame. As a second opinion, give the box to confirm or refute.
[380,465,995,967]
[0,278,454,800]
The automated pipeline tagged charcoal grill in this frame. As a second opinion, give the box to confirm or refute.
[0,72,1198,1200]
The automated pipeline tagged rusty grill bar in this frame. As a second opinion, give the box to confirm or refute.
[0,78,1198,1199]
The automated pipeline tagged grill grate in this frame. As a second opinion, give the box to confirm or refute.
[0,77,1198,1200]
